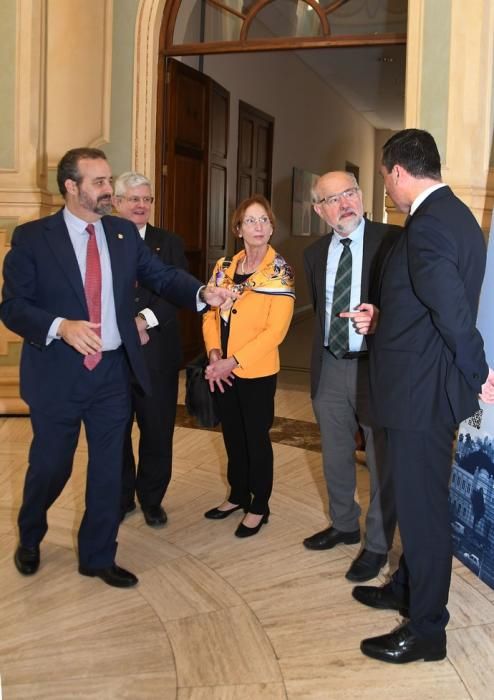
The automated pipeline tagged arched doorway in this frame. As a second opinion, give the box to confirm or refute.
[135,0,407,358]
[155,0,407,234]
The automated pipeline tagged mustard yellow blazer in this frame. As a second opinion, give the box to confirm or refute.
[202,247,295,378]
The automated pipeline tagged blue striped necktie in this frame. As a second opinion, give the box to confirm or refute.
[329,238,352,358]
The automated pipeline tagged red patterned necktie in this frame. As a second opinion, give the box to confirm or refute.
[83,223,102,369]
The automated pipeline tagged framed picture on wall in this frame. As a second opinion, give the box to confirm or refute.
[291,167,329,236]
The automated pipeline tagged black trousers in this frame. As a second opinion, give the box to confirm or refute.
[121,364,179,510]
[215,374,277,514]
[387,423,457,640]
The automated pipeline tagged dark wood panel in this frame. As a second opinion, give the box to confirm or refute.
[208,80,230,266]
[238,175,252,202]
[210,93,228,158]
[237,101,274,204]
[256,125,269,171]
[174,74,208,150]
[255,178,269,197]
[171,155,205,250]
[239,119,254,168]
[161,59,210,361]
[209,164,227,249]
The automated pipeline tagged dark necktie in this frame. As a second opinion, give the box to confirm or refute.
[83,224,102,370]
[329,238,352,358]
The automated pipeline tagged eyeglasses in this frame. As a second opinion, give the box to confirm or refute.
[316,187,360,207]
[242,215,271,227]
[119,195,154,205]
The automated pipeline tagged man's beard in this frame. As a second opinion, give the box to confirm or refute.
[94,197,112,216]
[335,211,362,236]
[78,188,112,216]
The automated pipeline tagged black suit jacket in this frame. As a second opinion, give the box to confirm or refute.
[304,219,400,398]
[0,210,201,409]
[370,186,488,429]
[135,224,188,372]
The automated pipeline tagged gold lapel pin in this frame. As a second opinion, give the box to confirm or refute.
[156,247,161,252]
[117,233,124,239]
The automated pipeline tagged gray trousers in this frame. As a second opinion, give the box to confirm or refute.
[312,350,396,554]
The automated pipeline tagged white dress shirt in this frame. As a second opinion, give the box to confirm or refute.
[47,207,122,349]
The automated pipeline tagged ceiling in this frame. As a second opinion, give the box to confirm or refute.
[296,43,407,130]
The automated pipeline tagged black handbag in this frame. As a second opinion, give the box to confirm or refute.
[185,354,220,428]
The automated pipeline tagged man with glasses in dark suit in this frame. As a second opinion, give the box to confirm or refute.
[303,170,399,582]
[114,172,187,529]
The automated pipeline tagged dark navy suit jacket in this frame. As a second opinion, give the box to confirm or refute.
[0,209,200,409]
[370,186,488,429]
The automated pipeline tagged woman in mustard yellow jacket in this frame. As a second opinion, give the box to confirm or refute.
[203,194,295,537]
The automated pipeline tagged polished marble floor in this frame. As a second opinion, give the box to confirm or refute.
[1,359,494,698]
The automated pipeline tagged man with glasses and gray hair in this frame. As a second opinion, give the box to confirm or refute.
[114,172,187,528]
[303,170,399,582]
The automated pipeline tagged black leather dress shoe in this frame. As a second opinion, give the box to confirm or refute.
[352,583,409,617]
[78,563,138,588]
[14,545,40,575]
[235,511,269,538]
[204,503,245,520]
[303,526,360,550]
[142,505,167,528]
[346,549,387,582]
[361,622,446,663]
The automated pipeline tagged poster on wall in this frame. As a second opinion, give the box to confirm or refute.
[449,211,494,586]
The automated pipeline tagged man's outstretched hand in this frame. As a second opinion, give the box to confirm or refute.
[340,303,379,335]
[201,285,239,308]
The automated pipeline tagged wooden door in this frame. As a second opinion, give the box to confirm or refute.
[236,101,274,203]
[207,80,229,277]
[157,58,229,361]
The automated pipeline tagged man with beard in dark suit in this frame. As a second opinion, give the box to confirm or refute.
[114,172,186,528]
[1,148,235,588]
[348,129,494,663]
[303,170,399,582]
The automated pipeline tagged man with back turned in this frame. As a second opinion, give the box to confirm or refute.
[348,129,494,663]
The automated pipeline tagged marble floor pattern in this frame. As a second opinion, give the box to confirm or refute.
[1,368,494,699]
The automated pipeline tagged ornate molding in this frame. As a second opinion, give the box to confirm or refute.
[133,0,168,177]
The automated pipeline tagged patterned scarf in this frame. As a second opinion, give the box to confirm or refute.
[208,245,295,323]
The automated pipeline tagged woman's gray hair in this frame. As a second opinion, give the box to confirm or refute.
[114,171,152,196]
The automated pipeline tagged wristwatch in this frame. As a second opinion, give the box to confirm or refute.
[198,286,208,304]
